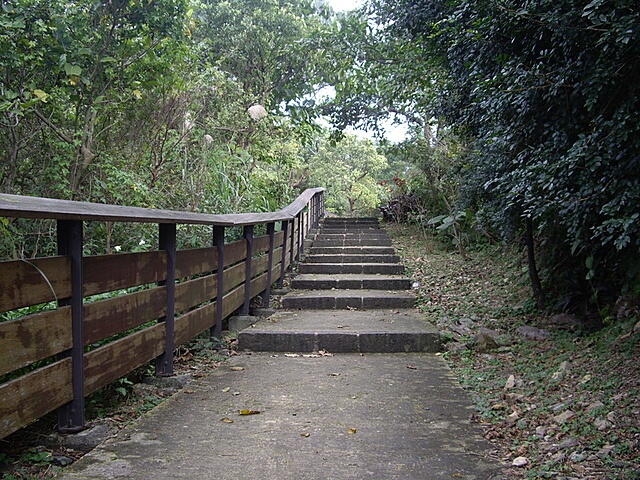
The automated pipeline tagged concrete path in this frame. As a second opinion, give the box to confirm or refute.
[56,218,506,479]
[58,353,504,479]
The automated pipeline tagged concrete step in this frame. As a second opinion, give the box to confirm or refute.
[291,273,412,290]
[304,254,401,264]
[320,228,381,233]
[281,289,415,310]
[238,309,442,353]
[322,217,379,224]
[309,245,396,255]
[314,235,391,243]
[312,238,393,247]
[317,228,389,237]
[298,262,404,275]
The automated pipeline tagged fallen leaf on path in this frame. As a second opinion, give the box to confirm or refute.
[300,433,310,437]
[239,409,261,415]
[220,417,234,423]
[230,366,245,371]
[407,364,417,370]
[222,387,231,393]
[348,428,357,434]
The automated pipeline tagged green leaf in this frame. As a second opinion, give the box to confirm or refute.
[64,63,82,76]
[427,215,446,225]
[33,89,48,102]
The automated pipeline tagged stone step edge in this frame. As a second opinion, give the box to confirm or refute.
[238,331,443,353]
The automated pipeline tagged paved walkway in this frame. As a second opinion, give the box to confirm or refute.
[58,352,504,479]
[57,218,506,479]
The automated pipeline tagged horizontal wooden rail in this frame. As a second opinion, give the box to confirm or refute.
[0,187,324,225]
[0,188,325,439]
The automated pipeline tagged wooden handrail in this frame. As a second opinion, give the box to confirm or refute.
[0,187,325,226]
[0,187,326,439]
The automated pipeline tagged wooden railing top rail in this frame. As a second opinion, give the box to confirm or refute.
[0,187,325,226]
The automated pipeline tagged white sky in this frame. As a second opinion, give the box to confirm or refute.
[324,0,363,12]
[319,0,409,143]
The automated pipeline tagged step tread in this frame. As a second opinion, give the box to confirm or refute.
[305,254,400,263]
[291,273,410,281]
[237,310,442,353]
[285,288,414,297]
[244,309,433,333]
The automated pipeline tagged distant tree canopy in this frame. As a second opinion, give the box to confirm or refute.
[305,134,388,216]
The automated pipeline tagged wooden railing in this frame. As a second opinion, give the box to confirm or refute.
[0,188,325,439]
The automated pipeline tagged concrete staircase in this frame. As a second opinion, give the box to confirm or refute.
[238,217,442,353]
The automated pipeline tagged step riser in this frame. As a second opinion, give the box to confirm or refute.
[322,218,378,223]
[305,255,401,264]
[310,246,396,255]
[239,332,442,353]
[291,278,412,290]
[316,236,380,241]
[319,228,381,232]
[281,295,415,309]
[316,231,388,236]
[312,239,393,247]
[298,264,404,274]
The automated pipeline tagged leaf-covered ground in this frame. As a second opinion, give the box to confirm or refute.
[387,222,640,479]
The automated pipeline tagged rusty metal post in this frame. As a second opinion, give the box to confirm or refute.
[156,223,176,377]
[261,222,276,306]
[56,220,85,433]
[241,225,254,315]
[212,226,225,340]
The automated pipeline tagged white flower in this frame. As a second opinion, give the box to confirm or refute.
[139,239,146,246]
[114,245,122,252]
[247,104,267,120]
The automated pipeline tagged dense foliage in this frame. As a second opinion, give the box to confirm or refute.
[0,0,349,257]
[325,0,640,317]
[3,0,639,318]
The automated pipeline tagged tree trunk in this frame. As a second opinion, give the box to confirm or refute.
[525,217,545,309]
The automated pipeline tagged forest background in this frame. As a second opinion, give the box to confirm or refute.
[1,0,639,323]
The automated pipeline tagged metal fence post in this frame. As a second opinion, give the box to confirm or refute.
[296,212,303,261]
[278,220,290,288]
[292,215,299,263]
[156,223,176,377]
[56,220,85,433]
[241,225,254,315]
[212,226,225,341]
[261,222,276,306]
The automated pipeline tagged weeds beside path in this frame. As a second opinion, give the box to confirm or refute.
[387,221,640,479]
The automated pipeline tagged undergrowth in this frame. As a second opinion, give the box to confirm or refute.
[386,221,640,479]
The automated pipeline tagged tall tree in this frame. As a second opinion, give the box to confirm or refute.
[0,0,189,197]
[368,0,640,314]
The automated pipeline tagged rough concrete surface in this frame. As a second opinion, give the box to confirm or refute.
[57,353,505,480]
